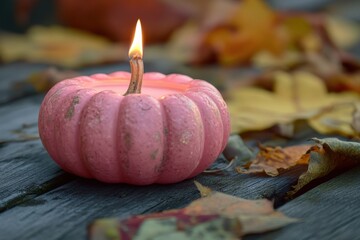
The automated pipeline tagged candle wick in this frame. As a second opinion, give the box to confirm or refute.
[124,56,144,95]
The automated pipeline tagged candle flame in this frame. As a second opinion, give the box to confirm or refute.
[129,19,143,58]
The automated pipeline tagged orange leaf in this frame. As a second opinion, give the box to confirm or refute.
[203,0,286,65]
[237,144,311,176]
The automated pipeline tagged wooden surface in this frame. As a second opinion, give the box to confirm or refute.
[0,63,359,240]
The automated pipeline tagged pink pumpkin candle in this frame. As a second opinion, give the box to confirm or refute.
[38,20,230,185]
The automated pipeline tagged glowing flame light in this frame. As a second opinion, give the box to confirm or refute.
[129,19,143,58]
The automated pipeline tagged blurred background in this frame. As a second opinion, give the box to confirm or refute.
[1,0,359,67]
[1,0,360,138]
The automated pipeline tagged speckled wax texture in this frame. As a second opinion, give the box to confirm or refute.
[38,72,230,185]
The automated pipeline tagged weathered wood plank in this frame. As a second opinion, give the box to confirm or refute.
[0,94,75,211]
[246,166,360,240]
[0,63,47,105]
[0,162,304,240]
[1,62,346,240]
[0,139,74,212]
[0,94,41,139]
[0,89,305,240]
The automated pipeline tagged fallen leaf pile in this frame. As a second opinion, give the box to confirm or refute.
[167,0,360,67]
[202,0,284,66]
[88,182,297,240]
[0,26,125,68]
[234,137,360,198]
[227,70,360,136]
[162,0,360,140]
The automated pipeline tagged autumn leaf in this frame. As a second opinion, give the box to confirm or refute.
[203,0,285,66]
[88,182,297,240]
[227,71,360,136]
[191,182,297,235]
[0,26,125,68]
[26,68,79,92]
[288,138,360,198]
[237,144,311,176]
[165,0,360,70]
[326,16,360,49]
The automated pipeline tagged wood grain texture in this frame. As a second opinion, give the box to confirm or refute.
[1,63,358,240]
[0,95,42,140]
[246,166,360,240]
[0,63,46,105]
[0,95,75,211]
[0,78,304,240]
[0,162,304,240]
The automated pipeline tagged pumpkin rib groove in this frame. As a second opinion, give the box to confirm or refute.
[181,93,206,179]
[116,95,128,182]
[112,93,124,182]
[73,89,97,178]
[197,89,230,151]
[48,88,82,174]
[156,95,177,183]
[178,94,205,181]
[156,94,203,183]
[55,88,95,178]
[154,99,169,182]
[79,91,124,182]
[185,91,223,178]
[78,92,97,179]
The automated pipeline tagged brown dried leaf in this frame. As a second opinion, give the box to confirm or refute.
[288,138,360,198]
[88,182,297,240]
[237,145,311,176]
[189,181,276,217]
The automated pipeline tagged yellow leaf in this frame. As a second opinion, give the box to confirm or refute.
[252,50,303,69]
[326,16,360,49]
[228,71,360,135]
[0,26,125,68]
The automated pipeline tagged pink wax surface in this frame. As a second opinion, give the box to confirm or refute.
[86,72,191,98]
[39,71,231,185]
